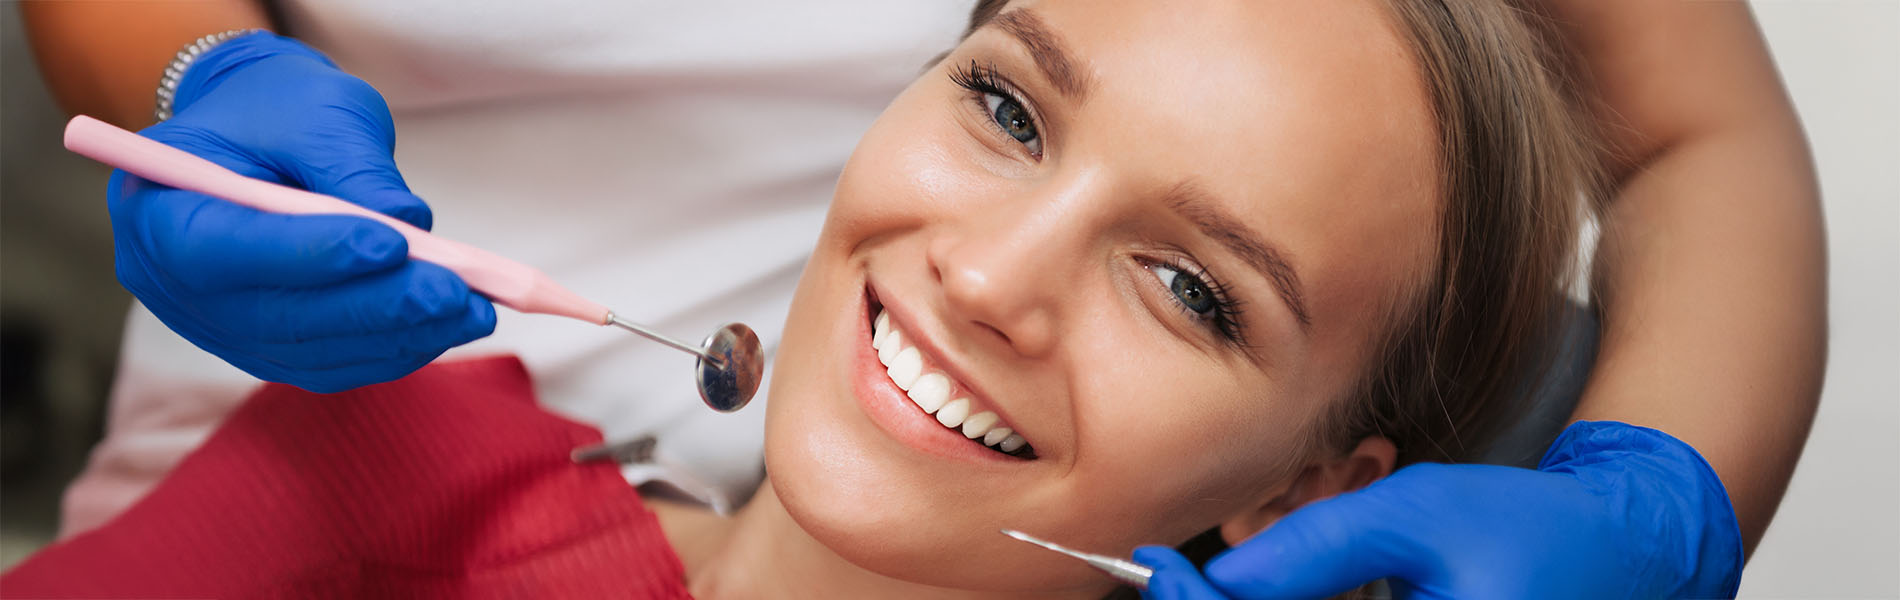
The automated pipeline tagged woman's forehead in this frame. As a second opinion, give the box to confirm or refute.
[995,0,1434,183]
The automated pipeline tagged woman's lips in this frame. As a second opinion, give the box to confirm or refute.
[850,285,1033,464]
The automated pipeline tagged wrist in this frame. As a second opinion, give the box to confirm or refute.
[1541,420,1744,598]
[167,33,338,118]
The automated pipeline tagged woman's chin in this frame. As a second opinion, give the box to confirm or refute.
[763,394,1109,594]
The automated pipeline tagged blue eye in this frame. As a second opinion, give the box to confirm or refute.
[949,61,1044,158]
[982,92,1042,155]
[1143,257,1249,347]
[1147,263,1218,315]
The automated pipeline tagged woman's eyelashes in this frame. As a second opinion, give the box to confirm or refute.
[1143,257,1250,348]
[949,61,1043,158]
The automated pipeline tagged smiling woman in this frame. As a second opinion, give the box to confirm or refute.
[1,0,1601,598]
[754,0,1597,596]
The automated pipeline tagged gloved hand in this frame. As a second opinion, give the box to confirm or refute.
[111,33,494,393]
[1137,420,1743,600]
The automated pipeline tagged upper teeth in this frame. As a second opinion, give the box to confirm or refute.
[873,309,1028,454]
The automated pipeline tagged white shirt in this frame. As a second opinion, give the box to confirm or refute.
[67,0,970,535]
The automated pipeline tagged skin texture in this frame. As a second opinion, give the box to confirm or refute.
[682,1,1430,597]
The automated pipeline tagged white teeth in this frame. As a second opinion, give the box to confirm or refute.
[872,307,1029,455]
[998,434,1026,453]
[983,427,1012,446]
[936,398,971,428]
[907,373,951,413]
[887,347,923,390]
[961,411,1000,439]
[872,310,892,349]
[878,328,904,365]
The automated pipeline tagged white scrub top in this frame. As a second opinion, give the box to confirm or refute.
[67,0,971,534]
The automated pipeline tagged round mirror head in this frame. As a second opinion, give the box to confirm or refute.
[695,322,763,412]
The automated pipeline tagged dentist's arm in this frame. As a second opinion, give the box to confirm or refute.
[1140,3,1822,599]
[1554,0,1825,554]
[22,1,274,128]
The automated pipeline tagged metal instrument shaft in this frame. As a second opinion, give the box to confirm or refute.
[1001,529,1153,588]
[606,312,724,367]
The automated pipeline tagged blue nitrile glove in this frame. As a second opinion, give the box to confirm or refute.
[1138,420,1743,600]
[110,33,494,393]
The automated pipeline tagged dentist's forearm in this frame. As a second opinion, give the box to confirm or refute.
[1554,0,1826,555]
[21,0,274,129]
[1579,123,1824,556]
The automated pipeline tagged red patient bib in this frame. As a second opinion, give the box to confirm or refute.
[1,356,693,599]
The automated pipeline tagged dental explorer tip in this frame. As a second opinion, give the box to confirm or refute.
[1001,529,1072,555]
[1001,529,1040,545]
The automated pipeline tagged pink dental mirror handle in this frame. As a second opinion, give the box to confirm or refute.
[64,115,762,411]
[61,114,610,324]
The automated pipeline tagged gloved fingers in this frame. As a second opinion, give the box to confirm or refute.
[128,126,291,186]
[1133,546,1231,600]
[150,127,434,231]
[285,151,434,231]
[333,185,432,232]
[200,261,494,343]
[243,294,497,370]
[1202,483,1423,600]
[124,186,410,292]
[145,295,488,395]
[252,75,433,231]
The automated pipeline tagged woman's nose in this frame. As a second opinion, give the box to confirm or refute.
[926,176,1108,358]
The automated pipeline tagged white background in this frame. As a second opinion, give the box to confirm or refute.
[1740,2,1899,597]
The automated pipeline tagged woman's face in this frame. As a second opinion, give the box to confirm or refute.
[765,0,1438,592]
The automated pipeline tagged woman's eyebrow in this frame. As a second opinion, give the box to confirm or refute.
[990,9,1095,101]
[1166,182,1314,332]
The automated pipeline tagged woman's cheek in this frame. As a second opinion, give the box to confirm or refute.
[1083,373,1308,529]
[833,87,1041,232]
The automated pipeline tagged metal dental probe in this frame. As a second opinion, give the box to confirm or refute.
[1001,529,1154,588]
[63,115,764,414]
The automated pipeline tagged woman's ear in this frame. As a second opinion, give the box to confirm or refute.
[1218,436,1396,546]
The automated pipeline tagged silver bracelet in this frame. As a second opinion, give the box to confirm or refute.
[154,28,266,122]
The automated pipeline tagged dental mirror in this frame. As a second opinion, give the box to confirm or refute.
[606,316,762,412]
[569,323,761,466]
[693,322,763,412]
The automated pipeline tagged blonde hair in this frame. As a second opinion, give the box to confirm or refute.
[1321,0,1604,465]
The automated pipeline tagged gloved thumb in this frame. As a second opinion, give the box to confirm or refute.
[276,104,434,232]
[260,68,433,231]
[295,149,435,232]
[1202,484,1424,600]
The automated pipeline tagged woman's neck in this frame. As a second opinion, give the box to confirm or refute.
[665,480,1110,600]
